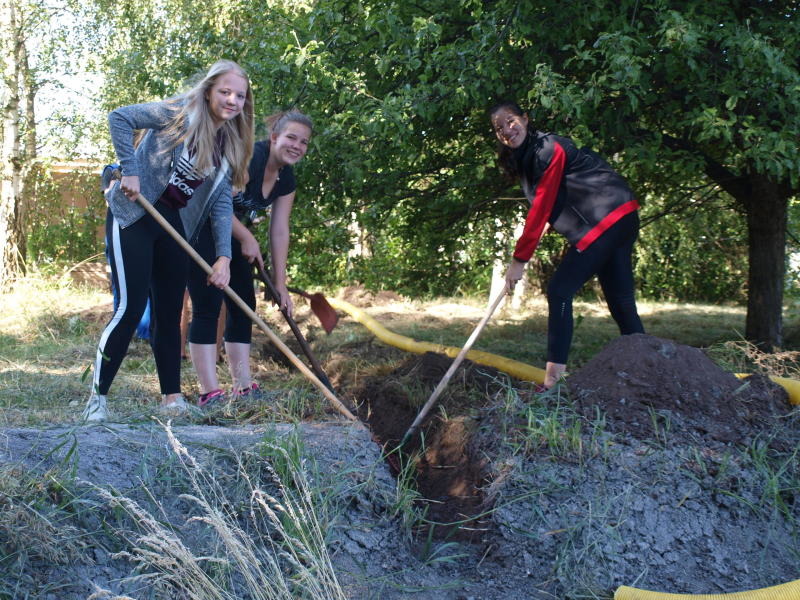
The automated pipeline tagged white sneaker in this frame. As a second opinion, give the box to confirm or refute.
[159,395,193,415]
[82,392,108,422]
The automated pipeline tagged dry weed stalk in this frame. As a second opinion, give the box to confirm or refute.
[709,339,800,377]
[92,421,345,600]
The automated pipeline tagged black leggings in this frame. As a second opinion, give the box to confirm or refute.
[94,203,188,395]
[187,220,256,345]
[546,211,644,364]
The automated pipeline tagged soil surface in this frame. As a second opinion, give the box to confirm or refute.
[2,333,800,599]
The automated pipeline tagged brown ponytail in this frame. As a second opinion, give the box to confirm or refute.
[265,109,314,136]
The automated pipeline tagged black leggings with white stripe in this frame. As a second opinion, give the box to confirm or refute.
[93,203,188,395]
[546,211,644,364]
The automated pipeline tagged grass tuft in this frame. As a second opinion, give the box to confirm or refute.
[92,422,346,600]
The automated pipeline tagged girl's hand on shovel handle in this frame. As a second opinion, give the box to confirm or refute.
[208,256,231,289]
[274,281,294,318]
[120,175,140,202]
[505,258,525,294]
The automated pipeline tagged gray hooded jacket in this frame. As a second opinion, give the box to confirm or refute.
[106,100,233,258]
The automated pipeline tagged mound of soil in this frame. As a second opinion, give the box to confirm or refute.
[350,333,799,597]
[568,333,790,445]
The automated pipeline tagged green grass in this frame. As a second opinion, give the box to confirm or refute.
[361,295,769,372]
[2,271,799,427]
[3,271,800,599]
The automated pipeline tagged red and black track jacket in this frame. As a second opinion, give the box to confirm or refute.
[512,131,638,262]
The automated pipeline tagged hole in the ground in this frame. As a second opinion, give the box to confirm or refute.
[354,352,507,540]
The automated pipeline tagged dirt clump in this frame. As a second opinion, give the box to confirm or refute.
[568,333,790,445]
[76,301,114,325]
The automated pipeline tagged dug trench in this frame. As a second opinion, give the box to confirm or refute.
[340,331,795,538]
[259,333,503,538]
[256,330,800,595]
[352,351,505,540]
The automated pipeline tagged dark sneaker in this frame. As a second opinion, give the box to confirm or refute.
[197,389,225,408]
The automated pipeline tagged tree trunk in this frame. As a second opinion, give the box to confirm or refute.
[16,35,35,267]
[743,174,788,351]
[0,0,22,289]
[22,41,34,160]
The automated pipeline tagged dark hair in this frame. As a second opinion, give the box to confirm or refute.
[265,109,314,137]
[489,100,531,181]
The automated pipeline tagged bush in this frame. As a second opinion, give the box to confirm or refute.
[25,163,105,267]
[635,202,748,303]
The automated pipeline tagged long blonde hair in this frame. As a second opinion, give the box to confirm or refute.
[162,60,254,190]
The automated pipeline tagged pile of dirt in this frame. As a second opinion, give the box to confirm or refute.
[568,333,790,444]
[353,336,795,535]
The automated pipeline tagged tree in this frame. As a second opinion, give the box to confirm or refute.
[276,0,800,346]
[79,0,799,350]
[291,0,800,348]
[0,0,23,289]
[489,1,799,349]
[0,0,85,286]
[80,0,517,292]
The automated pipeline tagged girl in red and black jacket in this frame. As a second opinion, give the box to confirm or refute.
[490,100,645,389]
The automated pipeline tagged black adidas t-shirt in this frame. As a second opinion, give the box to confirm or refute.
[160,148,208,209]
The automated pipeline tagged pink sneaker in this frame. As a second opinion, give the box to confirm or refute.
[232,382,262,401]
[197,389,225,408]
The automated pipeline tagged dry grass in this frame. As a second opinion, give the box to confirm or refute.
[0,465,91,566]
[706,339,800,378]
[0,421,348,599]
[2,270,798,428]
[88,422,346,600]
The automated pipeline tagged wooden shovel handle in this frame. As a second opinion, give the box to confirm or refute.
[133,193,356,421]
[254,262,335,392]
[401,290,506,445]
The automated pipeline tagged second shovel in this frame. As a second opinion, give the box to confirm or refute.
[254,262,335,392]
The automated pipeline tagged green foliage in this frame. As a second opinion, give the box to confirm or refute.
[787,196,800,300]
[636,195,748,302]
[25,164,105,266]
[74,0,800,303]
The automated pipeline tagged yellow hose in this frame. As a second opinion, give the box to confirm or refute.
[327,298,800,405]
[327,298,546,383]
[735,373,800,406]
[615,579,800,600]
